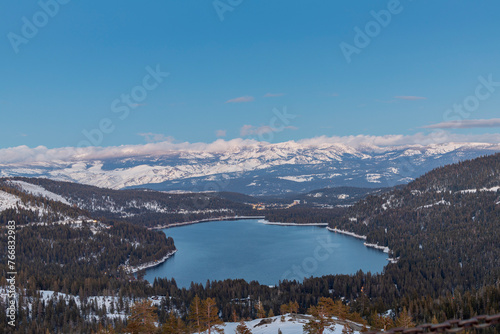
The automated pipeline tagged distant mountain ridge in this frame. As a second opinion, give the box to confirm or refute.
[1,141,499,196]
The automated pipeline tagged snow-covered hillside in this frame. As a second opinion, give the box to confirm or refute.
[222,315,360,334]
[6,179,70,204]
[1,141,499,195]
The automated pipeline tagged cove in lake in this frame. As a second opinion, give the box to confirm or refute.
[144,219,388,288]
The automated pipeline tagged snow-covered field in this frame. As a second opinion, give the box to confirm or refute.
[221,315,359,334]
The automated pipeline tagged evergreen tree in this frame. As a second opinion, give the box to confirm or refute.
[303,297,336,334]
[395,307,415,329]
[125,300,158,334]
[256,299,266,319]
[201,297,225,334]
[161,312,183,334]
[235,319,253,334]
[189,295,203,333]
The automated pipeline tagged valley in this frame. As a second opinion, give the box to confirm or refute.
[1,153,500,333]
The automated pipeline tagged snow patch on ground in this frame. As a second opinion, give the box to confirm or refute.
[0,190,21,212]
[277,175,314,182]
[326,227,367,240]
[417,199,451,210]
[7,180,70,205]
[459,186,500,194]
[366,173,382,183]
[221,315,361,334]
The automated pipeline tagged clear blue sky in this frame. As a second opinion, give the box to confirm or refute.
[1,0,500,149]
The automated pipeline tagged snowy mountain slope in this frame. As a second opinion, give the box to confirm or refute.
[6,179,71,205]
[0,190,22,212]
[0,188,83,223]
[1,141,498,196]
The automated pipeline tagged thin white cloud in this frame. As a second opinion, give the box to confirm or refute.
[1,132,499,165]
[394,96,427,100]
[225,96,254,103]
[215,130,227,137]
[423,118,500,129]
[264,93,285,98]
[240,125,274,137]
[138,132,175,143]
[240,125,298,137]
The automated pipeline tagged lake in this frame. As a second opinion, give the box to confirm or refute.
[144,219,388,288]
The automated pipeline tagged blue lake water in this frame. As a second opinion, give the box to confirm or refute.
[144,219,388,288]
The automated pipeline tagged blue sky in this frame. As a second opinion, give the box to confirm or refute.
[1,0,500,150]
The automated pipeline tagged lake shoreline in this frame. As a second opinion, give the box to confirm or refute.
[126,249,178,273]
[259,219,328,226]
[326,227,393,258]
[149,215,266,230]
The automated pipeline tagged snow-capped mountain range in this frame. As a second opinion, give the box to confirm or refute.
[1,141,499,196]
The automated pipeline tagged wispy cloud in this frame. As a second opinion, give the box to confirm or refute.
[240,125,274,136]
[264,93,285,98]
[240,125,298,137]
[394,96,427,100]
[215,130,227,137]
[138,132,175,143]
[225,96,254,103]
[423,118,500,129]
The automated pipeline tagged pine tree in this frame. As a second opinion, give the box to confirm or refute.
[395,307,415,329]
[303,297,336,334]
[235,319,252,334]
[372,313,394,331]
[289,301,299,314]
[256,299,266,319]
[93,324,116,334]
[268,308,275,318]
[189,295,203,334]
[125,300,157,334]
[162,312,182,334]
[201,297,225,334]
[333,300,348,320]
